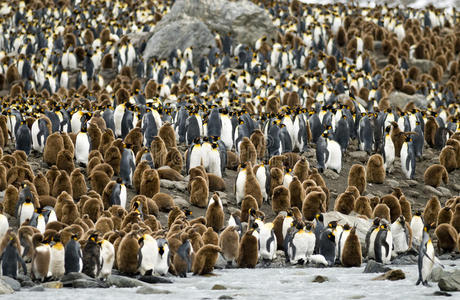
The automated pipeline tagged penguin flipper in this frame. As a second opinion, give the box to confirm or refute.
[266,231,275,254]
[17,251,27,275]
[37,130,43,146]
[137,248,143,269]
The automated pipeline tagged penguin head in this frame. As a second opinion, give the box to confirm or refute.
[385,126,391,134]
[158,246,165,255]
[138,236,145,246]
[327,230,335,241]
[315,213,323,223]
[89,233,98,243]
[183,209,193,218]
[414,211,422,217]
[328,221,337,229]
[397,215,406,225]
[405,136,412,143]
[25,197,32,204]
[343,224,351,231]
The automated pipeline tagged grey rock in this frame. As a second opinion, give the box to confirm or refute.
[405,190,420,198]
[219,296,234,300]
[386,179,400,189]
[423,185,443,197]
[323,169,340,180]
[160,179,175,189]
[15,274,32,283]
[388,91,428,110]
[20,281,35,288]
[60,272,93,282]
[433,291,452,297]
[1,276,20,291]
[136,286,171,294]
[0,279,14,294]
[392,254,417,265]
[106,275,146,288]
[312,275,329,283]
[212,284,227,290]
[323,211,371,249]
[71,279,108,289]
[363,260,392,273]
[174,181,188,192]
[409,59,436,74]
[405,180,418,187]
[439,271,460,291]
[173,197,190,208]
[431,266,444,282]
[437,187,452,198]
[137,275,173,284]
[29,285,45,292]
[452,184,460,192]
[349,151,368,163]
[372,269,405,281]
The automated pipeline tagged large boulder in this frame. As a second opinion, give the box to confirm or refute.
[388,91,428,109]
[323,211,372,249]
[143,0,276,63]
[438,270,460,291]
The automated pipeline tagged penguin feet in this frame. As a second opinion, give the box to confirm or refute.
[422,281,431,287]
[297,259,305,265]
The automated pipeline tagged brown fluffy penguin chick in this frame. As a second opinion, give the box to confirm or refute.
[293,156,309,182]
[424,164,449,187]
[250,129,266,160]
[167,206,186,229]
[150,136,167,168]
[226,151,240,170]
[239,137,257,165]
[381,195,402,223]
[95,217,114,235]
[440,145,457,172]
[244,161,263,207]
[52,171,72,198]
[241,195,259,223]
[207,173,226,192]
[399,196,412,222]
[202,227,219,245]
[44,133,64,166]
[446,139,460,168]
[288,176,305,211]
[158,122,177,151]
[82,198,103,223]
[423,196,441,228]
[190,176,208,208]
[308,168,327,188]
[206,193,224,233]
[157,167,184,181]
[272,186,290,214]
[133,161,150,193]
[192,244,221,275]
[166,147,183,173]
[219,226,239,265]
[152,193,174,212]
[437,206,453,227]
[354,196,373,218]
[116,231,139,275]
[270,167,284,196]
[99,129,115,155]
[104,145,121,175]
[435,224,458,253]
[237,228,258,268]
[33,172,49,196]
[140,169,160,198]
[366,154,385,184]
[373,203,391,223]
[334,191,355,215]
[451,204,460,234]
[31,233,50,282]
[302,191,326,221]
[348,164,366,194]
[2,185,19,216]
[88,170,110,195]
[341,227,362,267]
[70,168,86,200]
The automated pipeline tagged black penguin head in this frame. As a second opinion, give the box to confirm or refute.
[328,221,337,229]
[287,209,293,217]
[138,236,144,245]
[71,234,79,241]
[327,231,335,241]
[158,246,164,255]
[89,233,98,242]
[415,211,422,217]
[385,126,391,134]
[343,224,351,231]
[405,136,412,142]
[183,209,193,218]
[25,197,32,204]
[249,208,257,218]
[315,213,323,223]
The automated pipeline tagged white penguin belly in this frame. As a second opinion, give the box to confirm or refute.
[384,136,395,171]
[154,251,169,276]
[120,185,127,209]
[75,133,90,166]
[31,121,44,152]
[256,167,267,201]
[189,146,203,171]
[400,144,411,179]
[0,215,9,239]
[208,150,222,177]
[326,140,342,173]
[139,239,158,275]
[49,246,65,278]
[114,106,125,138]
[258,225,277,260]
[422,241,435,281]
[19,203,34,225]
[99,241,115,279]
[235,170,247,206]
[410,218,424,248]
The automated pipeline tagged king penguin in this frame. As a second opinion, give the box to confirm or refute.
[416,225,435,287]
[15,120,32,155]
[31,117,50,153]
[120,143,136,187]
[400,135,416,179]
[75,120,92,166]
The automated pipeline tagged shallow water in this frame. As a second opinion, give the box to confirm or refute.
[5,260,459,300]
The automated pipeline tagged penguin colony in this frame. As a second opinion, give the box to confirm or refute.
[0,0,458,290]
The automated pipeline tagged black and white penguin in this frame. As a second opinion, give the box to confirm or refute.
[313,214,325,254]
[382,126,395,173]
[75,120,91,166]
[0,236,27,279]
[17,197,34,226]
[31,117,50,153]
[318,228,336,266]
[114,103,127,138]
[365,218,381,259]
[120,144,136,187]
[267,120,282,157]
[235,163,247,206]
[120,105,134,140]
[400,135,416,179]
[334,114,350,154]
[255,162,270,203]
[374,223,393,264]
[207,108,222,138]
[138,234,157,276]
[185,137,203,174]
[358,113,374,154]
[208,142,222,177]
[287,222,316,265]
[186,110,202,146]
[110,179,127,209]
[416,225,435,286]
[49,234,65,280]
[316,131,342,173]
[258,221,277,262]
[412,120,424,160]
[220,108,233,150]
[142,108,158,147]
[102,105,116,134]
[410,211,424,248]
[15,120,32,155]
[82,233,101,278]
[98,239,115,280]
[153,239,169,276]
[65,234,83,274]
[391,215,411,255]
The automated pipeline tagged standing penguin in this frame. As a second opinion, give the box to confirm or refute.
[219,226,240,266]
[15,121,32,155]
[173,239,193,277]
[287,222,316,265]
[82,233,101,278]
[98,239,115,280]
[206,193,225,233]
[49,233,65,280]
[374,223,393,264]
[120,144,136,187]
[237,226,259,268]
[65,234,83,274]
[416,225,435,287]
[75,121,91,166]
[411,211,425,247]
[31,117,50,153]
[258,221,277,263]
[138,234,158,276]
[382,126,395,173]
[400,135,416,179]
[110,179,127,209]
[319,228,336,266]
[32,233,50,282]
[391,215,412,254]
[316,131,342,173]
[0,233,27,279]
[17,197,34,226]
[154,239,170,276]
